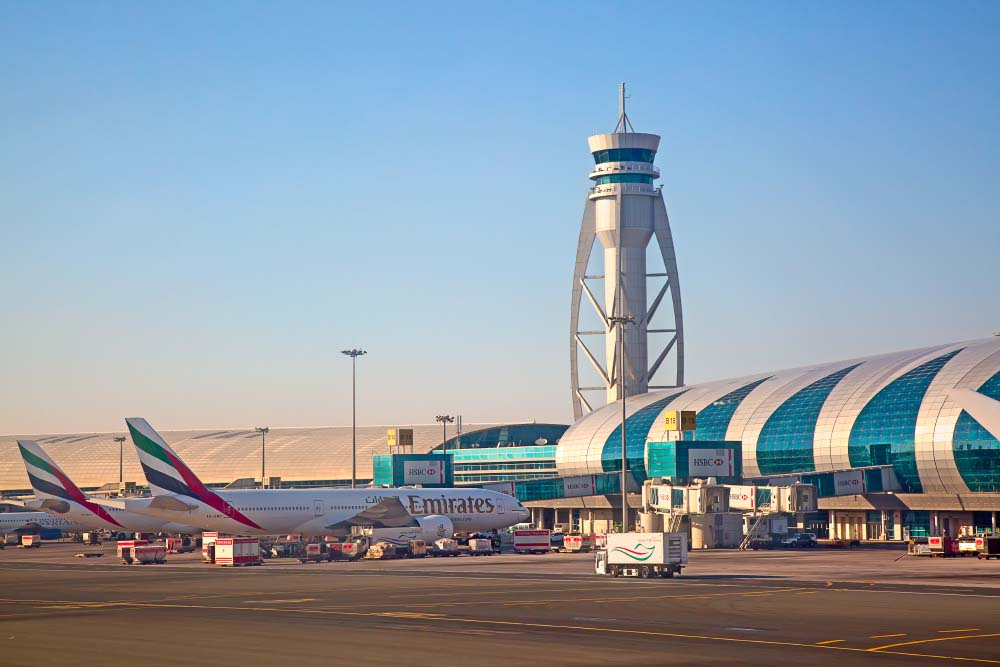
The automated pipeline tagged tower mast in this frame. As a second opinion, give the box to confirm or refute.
[570,84,685,419]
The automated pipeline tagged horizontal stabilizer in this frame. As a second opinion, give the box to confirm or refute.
[148,495,200,512]
[36,499,72,514]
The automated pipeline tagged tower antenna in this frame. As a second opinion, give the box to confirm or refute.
[614,81,634,133]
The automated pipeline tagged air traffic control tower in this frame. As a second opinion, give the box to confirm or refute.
[570,84,685,419]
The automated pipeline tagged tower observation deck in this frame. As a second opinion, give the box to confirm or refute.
[570,83,685,419]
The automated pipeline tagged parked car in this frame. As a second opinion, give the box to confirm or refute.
[780,533,817,548]
[749,537,777,550]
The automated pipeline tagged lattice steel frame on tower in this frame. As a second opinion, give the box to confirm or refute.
[570,84,684,419]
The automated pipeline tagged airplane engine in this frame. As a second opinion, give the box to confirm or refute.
[416,515,453,543]
[366,515,454,547]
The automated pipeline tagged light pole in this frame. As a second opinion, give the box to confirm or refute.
[255,427,269,488]
[436,415,455,451]
[341,349,367,489]
[113,436,126,489]
[608,314,634,533]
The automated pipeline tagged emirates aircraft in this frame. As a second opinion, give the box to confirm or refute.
[16,439,200,535]
[117,418,529,542]
[0,510,89,537]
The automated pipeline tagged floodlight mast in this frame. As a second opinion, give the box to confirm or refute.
[341,349,367,488]
[255,427,269,488]
[608,313,634,532]
[113,435,127,489]
[436,415,455,451]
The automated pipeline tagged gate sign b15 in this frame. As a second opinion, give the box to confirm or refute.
[664,410,697,431]
[403,463,446,485]
[688,448,735,477]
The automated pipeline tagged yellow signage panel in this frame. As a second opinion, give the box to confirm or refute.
[387,428,414,448]
[663,410,697,431]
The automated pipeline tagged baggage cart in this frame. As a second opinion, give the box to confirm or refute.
[132,545,166,565]
[977,535,1000,560]
[328,540,364,561]
[409,539,427,558]
[431,538,460,557]
[468,538,493,555]
[215,537,262,566]
[117,539,148,561]
[19,534,41,548]
[928,535,958,557]
[562,535,591,552]
[166,536,195,554]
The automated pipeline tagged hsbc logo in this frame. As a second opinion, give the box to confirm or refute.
[833,471,866,495]
[689,449,735,476]
[403,462,447,484]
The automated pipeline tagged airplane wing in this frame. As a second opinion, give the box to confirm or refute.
[324,496,419,531]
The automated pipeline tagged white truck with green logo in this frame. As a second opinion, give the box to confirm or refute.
[595,532,688,578]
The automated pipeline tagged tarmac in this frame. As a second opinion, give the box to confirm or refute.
[1,542,999,666]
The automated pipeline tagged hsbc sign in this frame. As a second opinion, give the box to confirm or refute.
[403,464,445,485]
[563,475,597,498]
[728,485,757,510]
[833,470,867,496]
[688,448,735,477]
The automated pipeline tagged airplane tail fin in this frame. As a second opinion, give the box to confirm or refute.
[17,439,125,527]
[17,439,88,502]
[125,418,206,497]
[125,418,263,531]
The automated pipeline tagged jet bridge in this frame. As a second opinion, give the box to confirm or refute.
[641,479,818,548]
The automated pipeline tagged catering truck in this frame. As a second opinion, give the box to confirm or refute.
[595,532,688,578]
[513,529,551,554]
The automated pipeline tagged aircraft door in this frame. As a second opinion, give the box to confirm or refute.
[313,500,323,517]
[497,498,505,514]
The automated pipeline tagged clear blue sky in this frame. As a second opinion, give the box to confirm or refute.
[2,2,998,433]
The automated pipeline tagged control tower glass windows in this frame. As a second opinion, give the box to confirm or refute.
[594,174,654,185]
[592,148,656,164]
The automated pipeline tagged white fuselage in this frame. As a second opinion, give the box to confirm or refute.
[26,498,199,534]
[126,488,529,536]
[0,511,89,535]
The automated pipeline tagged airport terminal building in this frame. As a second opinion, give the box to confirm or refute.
[0,422,567,496]
[554,336,1000,538]
[2,337,999,541]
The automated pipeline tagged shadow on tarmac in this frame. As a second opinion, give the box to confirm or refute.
[679,574,785,580]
